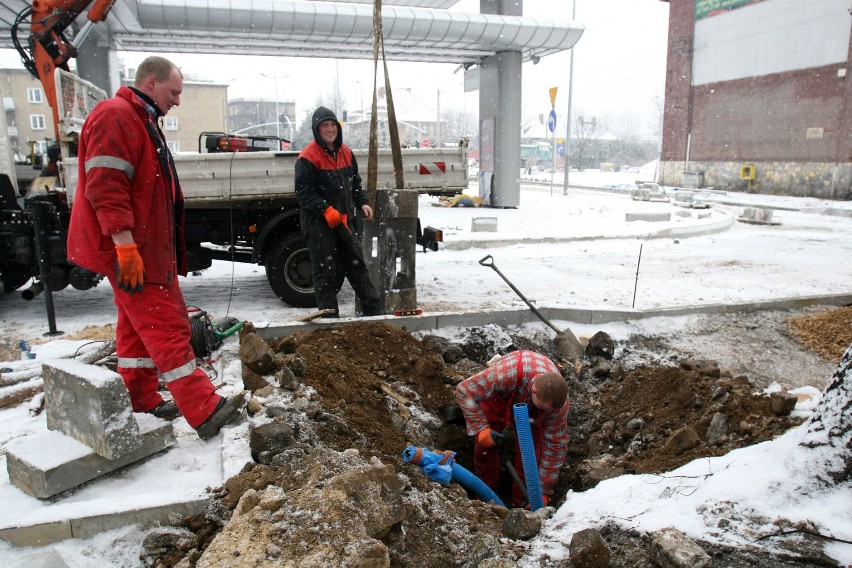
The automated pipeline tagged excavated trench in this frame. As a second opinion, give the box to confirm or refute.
[143,305,851,568]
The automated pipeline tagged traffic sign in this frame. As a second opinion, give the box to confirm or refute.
[557,144,565,154]
[549,86,558,108]
[547,110,557,133]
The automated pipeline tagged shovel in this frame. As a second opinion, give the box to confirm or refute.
[479,255,584,359]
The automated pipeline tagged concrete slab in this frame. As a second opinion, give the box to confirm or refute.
[472,216,498,232]
[42,359,141,460]
[5,415,174,499]
[625,212,671,222]
[70,498,210,540]
[0,498,209,548]
[0,520,72,548]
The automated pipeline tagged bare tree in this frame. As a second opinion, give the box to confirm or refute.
[605,108,641,144]
[649,92,665,145]
[570,113,608,170]
[440,108,478,147]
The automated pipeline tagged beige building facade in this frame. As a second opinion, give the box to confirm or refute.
[1,67,229,160]
[1,68,53,161]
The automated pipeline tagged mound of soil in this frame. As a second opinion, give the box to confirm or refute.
[787,305,852,362]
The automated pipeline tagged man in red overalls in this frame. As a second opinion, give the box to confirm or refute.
[67,56,245,440]
[454,350,570,507]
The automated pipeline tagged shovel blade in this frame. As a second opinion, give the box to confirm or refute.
[553,330,584,359]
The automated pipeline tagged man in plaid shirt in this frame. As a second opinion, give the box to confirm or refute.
[454,350,570,507]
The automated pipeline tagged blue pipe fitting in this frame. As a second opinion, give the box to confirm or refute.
[402,445,506,508]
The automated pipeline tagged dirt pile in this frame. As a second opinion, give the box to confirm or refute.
[787,305,852,362]
[140,305,851,567]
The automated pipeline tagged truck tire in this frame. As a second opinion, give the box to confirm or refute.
[264,234,344,308]
[1,269,30,294]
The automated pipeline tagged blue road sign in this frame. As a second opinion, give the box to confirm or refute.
[557,144,565,154]
[548,110,557,133]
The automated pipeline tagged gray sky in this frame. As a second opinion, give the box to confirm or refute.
[1,0,670,139]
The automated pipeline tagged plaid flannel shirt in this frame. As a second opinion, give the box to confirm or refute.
[454,350,570,495]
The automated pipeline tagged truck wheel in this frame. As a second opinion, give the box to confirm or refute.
[1,270,30,294]
[265,235,346,308]
[265,235,317,307]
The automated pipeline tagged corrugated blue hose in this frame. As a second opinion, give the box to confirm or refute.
[402,446,506,508]
[513,403,544,511]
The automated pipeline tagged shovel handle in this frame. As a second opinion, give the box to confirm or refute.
[478,254,562,335]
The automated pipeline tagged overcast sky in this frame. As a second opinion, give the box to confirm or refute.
[0,0,670,139]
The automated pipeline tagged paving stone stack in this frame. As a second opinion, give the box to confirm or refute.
[5,359,175,499]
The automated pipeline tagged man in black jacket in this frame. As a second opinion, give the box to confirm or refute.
[294,106,383,317]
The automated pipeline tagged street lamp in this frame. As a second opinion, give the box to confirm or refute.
[355,80,364,117]
[563,0,577,196]
[260,73,289,142]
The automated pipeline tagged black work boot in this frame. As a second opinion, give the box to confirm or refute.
[147,400,181,421]
[195,393,247,441]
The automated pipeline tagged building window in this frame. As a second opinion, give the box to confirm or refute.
[30,114,46,130]
[167,140,179,152]
[27,88,43,104]
[165,116,179,131]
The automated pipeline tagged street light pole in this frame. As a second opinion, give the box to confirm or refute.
[260,73,281,141]
[355,80,363,116]
[563,0,577,196]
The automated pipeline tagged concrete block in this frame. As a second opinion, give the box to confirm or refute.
[682,171,704,188]
[70,498,209,540]
[5,414,174,499]
[471,216,498,232]
[43,359,142,460]
[673,191,696,203]
[625,212,671,222]
[739,207,775,223]
[0,520,72,547]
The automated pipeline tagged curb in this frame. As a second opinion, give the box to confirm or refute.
[256,293,852,340]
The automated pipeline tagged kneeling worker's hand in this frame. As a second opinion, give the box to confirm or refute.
[476,428,505,449]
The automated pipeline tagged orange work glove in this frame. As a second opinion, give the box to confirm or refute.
[340,213,351,234]
[323,206,342,228]
[476,428,505,448]
[115,243,145,294]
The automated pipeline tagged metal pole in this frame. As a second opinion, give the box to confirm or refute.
[29,201,63,336]
[437,89,441,148]
[563,0,576,196]
[274,78,280,142]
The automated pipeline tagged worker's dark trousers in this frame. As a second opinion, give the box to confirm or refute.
[474,397,546,507]
[302,215,383,316]
[110,275,221,428]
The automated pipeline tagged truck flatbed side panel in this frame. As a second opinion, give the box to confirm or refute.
[62,144,468,205]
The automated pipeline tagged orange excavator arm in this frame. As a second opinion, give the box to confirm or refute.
[12,0,116,142]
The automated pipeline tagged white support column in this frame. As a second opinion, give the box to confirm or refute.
[75,32,120,96]
[479,0,523,208]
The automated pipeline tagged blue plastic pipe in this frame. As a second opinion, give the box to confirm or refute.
[402,446,506,508]
[513,403,545,511]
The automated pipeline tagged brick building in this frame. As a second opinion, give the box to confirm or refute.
[659,0,851,199]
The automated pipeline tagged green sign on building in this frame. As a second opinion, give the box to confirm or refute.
[695,0,764,20]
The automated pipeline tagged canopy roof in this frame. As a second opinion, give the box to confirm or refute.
[0,0,583,65]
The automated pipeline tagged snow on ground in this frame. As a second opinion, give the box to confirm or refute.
[1,172,851,566]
